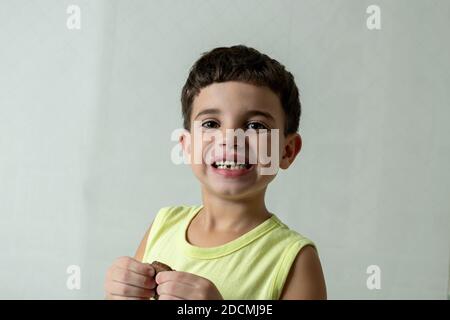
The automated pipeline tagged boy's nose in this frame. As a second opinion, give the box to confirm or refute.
[218,129,242,147]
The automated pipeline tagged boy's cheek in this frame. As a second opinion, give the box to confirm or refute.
[188,143,206,165]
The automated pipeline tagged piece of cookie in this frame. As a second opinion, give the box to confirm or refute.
[152,261,173,274]
[151,261,173,300]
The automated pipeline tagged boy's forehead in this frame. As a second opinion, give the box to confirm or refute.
[192,81,283,120]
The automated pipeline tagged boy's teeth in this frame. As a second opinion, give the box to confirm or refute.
[214,160,248,170]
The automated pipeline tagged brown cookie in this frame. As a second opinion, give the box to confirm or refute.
[151,261,173,300]
[151,261,173,273]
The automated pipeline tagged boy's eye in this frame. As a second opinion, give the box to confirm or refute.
[201,120,220,129]
[246,122,268,131]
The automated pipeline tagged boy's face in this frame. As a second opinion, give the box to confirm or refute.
[180,81,301,200]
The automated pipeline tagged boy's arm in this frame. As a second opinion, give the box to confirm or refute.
[134,221,153,262]
[279,245,327,300]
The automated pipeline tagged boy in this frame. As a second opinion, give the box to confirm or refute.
[104,45,326,300]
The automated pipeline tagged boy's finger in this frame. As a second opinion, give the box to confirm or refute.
[155,271,196,286]
[112,267,156,289]
[116,257,155,276]
[109,281,155,298]
[156,280,193,299]
[110,294,148,300]
[158,294,183,300]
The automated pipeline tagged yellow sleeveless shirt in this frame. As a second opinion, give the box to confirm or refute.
[142,205,316,300]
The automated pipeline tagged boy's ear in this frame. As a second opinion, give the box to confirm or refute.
[179,129,192,158]
[280,133,302,170]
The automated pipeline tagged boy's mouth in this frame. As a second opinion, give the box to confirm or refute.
[211,160,253,170]
[210,160,255,178]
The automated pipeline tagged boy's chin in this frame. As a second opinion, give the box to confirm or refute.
[204,182,256,199]
[211,188,253,199]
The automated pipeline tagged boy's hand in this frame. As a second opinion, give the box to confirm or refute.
[155,271,223,300]
[104,256,156,300]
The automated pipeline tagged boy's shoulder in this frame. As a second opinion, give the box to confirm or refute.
[270,214,315,246]
[157,204,200,214]
[154,204,200,223]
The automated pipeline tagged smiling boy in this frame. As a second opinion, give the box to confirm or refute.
[104,45,326,300]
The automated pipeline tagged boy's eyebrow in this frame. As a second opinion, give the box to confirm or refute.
[194,108,276,122]
[244,110,276,122]
[194,108,221,119]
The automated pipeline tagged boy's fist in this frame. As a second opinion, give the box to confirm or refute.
[150,261,173,300]
[104,256,156,300]
[155,270,223,300]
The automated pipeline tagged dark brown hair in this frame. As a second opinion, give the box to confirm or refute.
[180,45,302,136]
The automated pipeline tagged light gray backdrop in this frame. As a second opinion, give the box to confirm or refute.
[0,0,449,299]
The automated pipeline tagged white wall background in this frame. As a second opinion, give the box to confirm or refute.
[0,0,449,299]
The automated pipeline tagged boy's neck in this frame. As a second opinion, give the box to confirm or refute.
[198,187,272,233]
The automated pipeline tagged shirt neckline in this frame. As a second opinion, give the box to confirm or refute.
[180,205,280,259]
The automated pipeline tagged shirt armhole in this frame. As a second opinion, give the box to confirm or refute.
[142,206,172,263]
[271,238,317,300]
